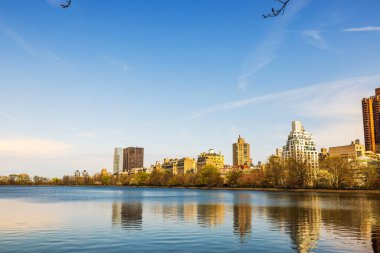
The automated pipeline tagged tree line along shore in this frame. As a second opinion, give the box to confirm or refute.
[1,156,379,190]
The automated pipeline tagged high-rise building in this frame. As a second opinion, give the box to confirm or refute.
[232,135,252,167]
[282,121,319,180]
[362,88,380,153]
[197,149,224,171]
[123,147,144,173]
[113,148,123,174]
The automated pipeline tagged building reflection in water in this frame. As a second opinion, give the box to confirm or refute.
[233,194,252,242]
[110,192,380,252]
[372,225,380,253]
[256,194,321,253]
[112,202,143,230]
[197,204,225,227]
[288,195,321,253]
[183,202,197,222]
[160,202,198,222]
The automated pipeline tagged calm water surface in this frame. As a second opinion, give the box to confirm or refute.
[0,186,380,252]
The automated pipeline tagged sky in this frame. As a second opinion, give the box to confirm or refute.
[1,0,380,177]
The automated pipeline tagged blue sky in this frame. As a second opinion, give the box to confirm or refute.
[1,0,380,177]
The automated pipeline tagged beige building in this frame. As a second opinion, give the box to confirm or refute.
[162,158,178,175]
[329,139,365,160]
[233,135,252,167]
[161,157,196,175]
[318,147,329,161]
[197,149,224,171]
[275,147,283,158]
[177,157,196,174]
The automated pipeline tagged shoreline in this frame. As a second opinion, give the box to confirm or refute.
[1,184,380,194]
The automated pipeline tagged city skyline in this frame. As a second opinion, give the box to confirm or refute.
[1,1,380,177]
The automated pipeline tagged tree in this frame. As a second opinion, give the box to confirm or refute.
[316,169,333,188]
[8,174,18,185]
[361,165,378,189]
[286,158,311,188]
[101,174,110,185]
[17,174,31,185]
[134,172,149,186]
[148,169,171,186]
[51,178,62,185]
[197,165,223,187]
[226,169,243,187]
[33,175,49,185]
[320,157,350,189]
[184,172,197,187]
[265,155,285,187]
[169,174,185,186]
[236,169,265,187]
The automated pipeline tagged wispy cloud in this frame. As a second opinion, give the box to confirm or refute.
[101,54,129,72]
[47,50,62,61]
[0,138,71,157]
[0,111,18,121]
[302,30,328,50]
[344,26,380,32]
[190,73,380,119]
[66,126,98,139]
[77,133,97,139]
[237,0,310,91]
[0,22,37,56]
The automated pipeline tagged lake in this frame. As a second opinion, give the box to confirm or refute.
[0,186,379,252]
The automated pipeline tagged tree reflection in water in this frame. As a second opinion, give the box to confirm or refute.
[112,202,143,230]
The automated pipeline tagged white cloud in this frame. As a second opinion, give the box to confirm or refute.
[47,50,62,61]
[237,0,311,91]
[0,138,71,157]
[344,26,380,32]
[0,22,37,56]
[302,30,328,50]
[191,73,380,119]
[101,54,129,72]
[0,111,17,121]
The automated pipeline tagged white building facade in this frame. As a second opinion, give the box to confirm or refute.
[282,121,319,180]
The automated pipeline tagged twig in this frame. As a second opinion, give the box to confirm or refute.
[263,0,290,18]
[61,0,72,9]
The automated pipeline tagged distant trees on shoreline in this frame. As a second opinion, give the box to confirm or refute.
[1,157,379,189]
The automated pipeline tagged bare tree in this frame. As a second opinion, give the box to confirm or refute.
[265,155,285,187]
[61,0,72,9]
[60,0,292,18]
[320,157,351,189]
[263,0,291,18]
